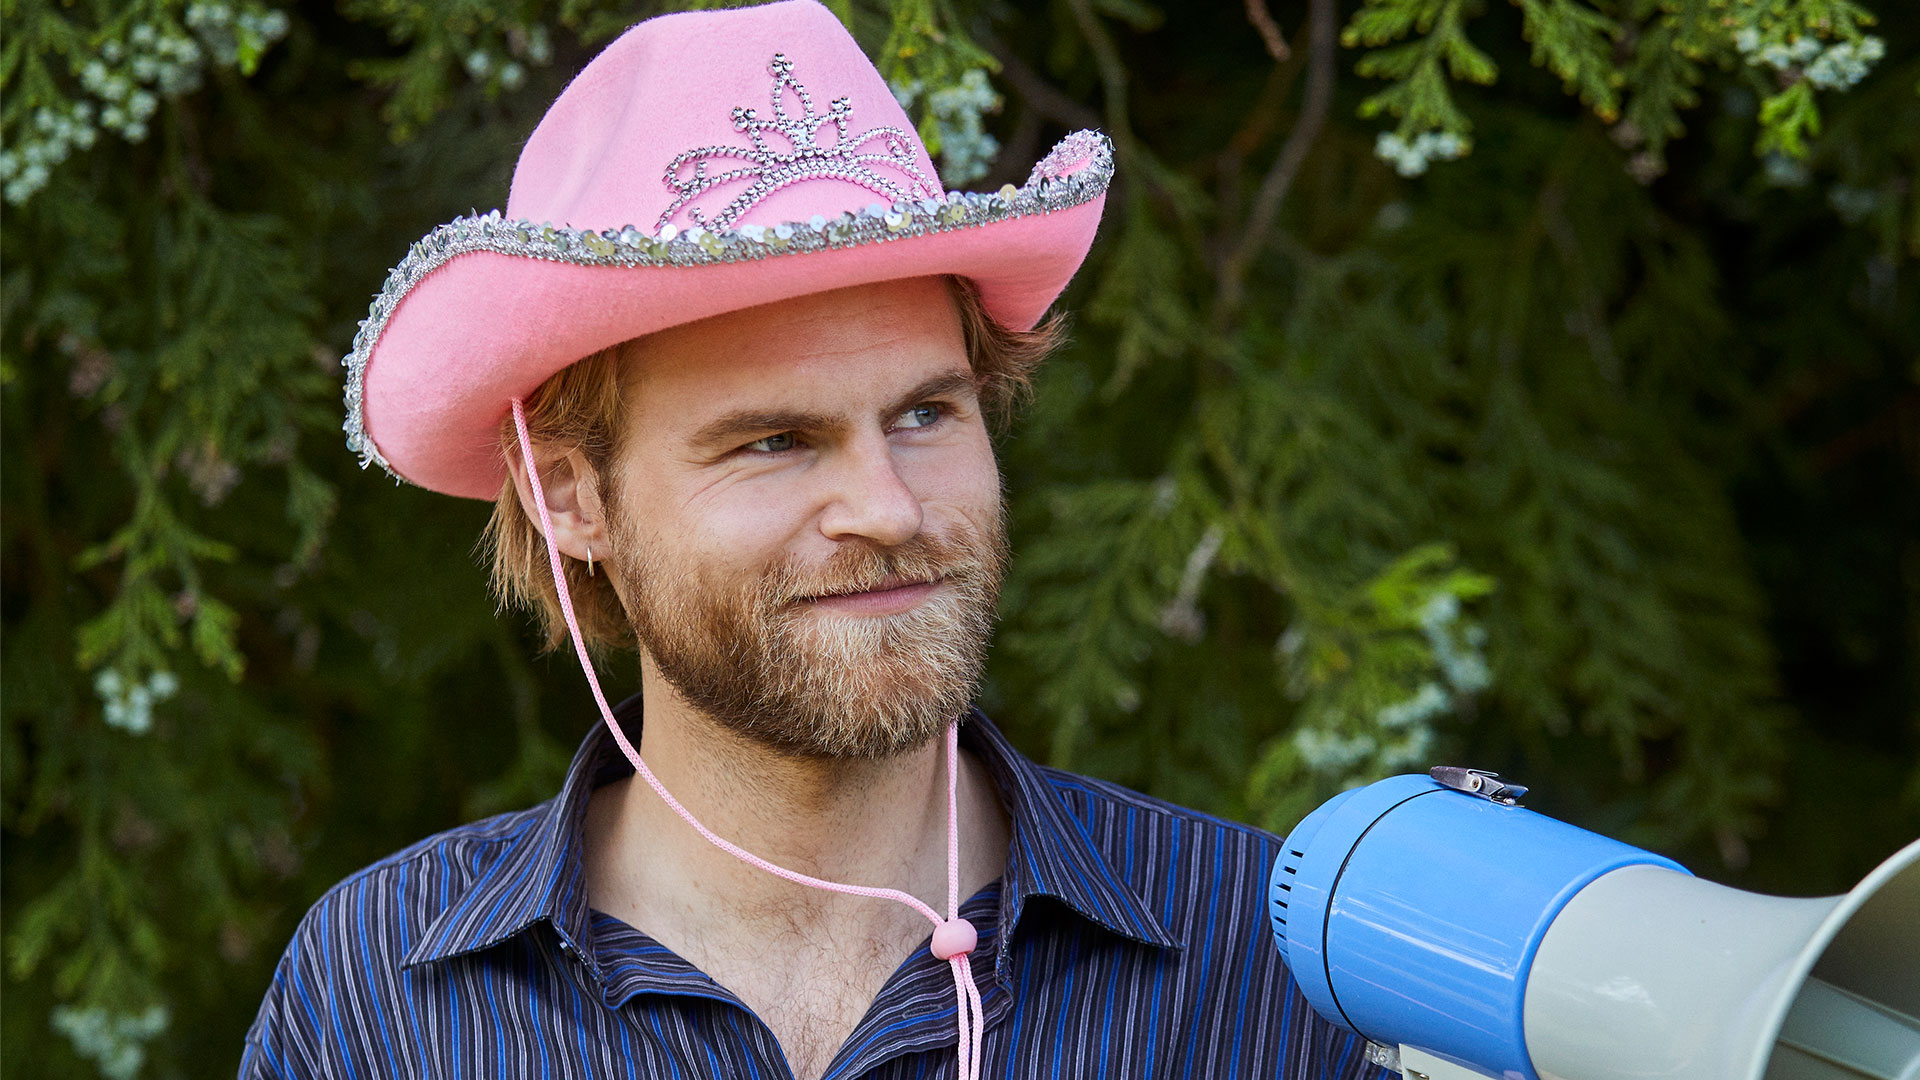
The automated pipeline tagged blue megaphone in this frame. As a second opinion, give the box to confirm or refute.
[1269,769,1920,1080]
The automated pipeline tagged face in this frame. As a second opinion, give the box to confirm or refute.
[603,277,1007,759]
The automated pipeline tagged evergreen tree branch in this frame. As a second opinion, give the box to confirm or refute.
[1054,0,1207,219]
[1063,0,1138,158]
[985,39,1102,133]
[1213,56,1306,272]
[1246,0,1291,61]
[1215,0,1337,327]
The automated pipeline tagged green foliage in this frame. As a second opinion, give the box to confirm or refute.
[5,1,1917,1077]
[1512,0,1620,117]
[335,0,559,139]
[1341,0,1886,175]
[1,0,292,204]
[1347,0,1499,137]
[1615,3,1710,167]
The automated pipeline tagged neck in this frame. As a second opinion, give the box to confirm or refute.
[583,664,1009,939]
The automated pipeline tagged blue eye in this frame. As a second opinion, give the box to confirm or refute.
[896,404,942,430]
[745,432,797,453]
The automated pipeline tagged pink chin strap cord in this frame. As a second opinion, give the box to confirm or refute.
[511,399,984,1079]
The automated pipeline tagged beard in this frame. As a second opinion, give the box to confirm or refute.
[613,509,1008,760]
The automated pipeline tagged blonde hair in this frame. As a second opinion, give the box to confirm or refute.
[482,276,1063,652]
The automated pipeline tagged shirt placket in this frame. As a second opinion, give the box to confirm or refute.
[816,885,1009,1080]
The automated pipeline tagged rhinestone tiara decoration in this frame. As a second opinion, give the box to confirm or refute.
[341,130,1114,483]
[657,53,938,231]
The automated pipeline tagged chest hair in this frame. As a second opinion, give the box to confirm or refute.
[675,906,932,1080]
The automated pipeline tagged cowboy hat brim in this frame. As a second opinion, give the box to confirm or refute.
[345,132,1112,499]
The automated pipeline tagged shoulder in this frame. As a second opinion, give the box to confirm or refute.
[1037,765,1278,843]
[288,802,544,960]
[330,802,545,902]
[1029,762,1284,958]
[1037,764,1283,885]
[239,804,551,1078]
[1024,767,1387,1079]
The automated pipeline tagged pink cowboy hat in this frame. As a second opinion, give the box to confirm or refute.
[343,0,1113,498]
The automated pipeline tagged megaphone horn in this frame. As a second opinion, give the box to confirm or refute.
[1269,769,1920,1080]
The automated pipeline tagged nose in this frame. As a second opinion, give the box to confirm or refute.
[816,434,924,546]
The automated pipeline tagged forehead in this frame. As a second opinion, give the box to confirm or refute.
[619,276,968,433]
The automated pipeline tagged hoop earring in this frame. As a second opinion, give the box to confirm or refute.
[586,545,595,578]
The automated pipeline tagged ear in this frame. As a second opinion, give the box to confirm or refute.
[505,442,610,565]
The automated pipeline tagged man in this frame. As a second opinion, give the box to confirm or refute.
[244,2,1385,1077]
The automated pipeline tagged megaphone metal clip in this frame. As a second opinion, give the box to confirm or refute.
[1429,766,1529,805]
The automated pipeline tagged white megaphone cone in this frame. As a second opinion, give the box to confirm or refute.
[1526,840,1919,1080]
[1268,769,1920,1080]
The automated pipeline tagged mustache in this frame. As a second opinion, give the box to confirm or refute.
[759,531,1001,606]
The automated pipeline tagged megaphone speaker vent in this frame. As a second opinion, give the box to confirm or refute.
[1271,786,1365,982]
[1270,847,1303,951]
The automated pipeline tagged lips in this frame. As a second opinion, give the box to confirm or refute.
[804,574,941,601]
[799,575,947,616]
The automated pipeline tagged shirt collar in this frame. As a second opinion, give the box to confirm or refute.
[399,704,616,971]
[959,709,1181,970]
[402,696,1179,973]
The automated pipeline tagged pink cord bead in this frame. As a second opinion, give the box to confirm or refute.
[931,917,978,960]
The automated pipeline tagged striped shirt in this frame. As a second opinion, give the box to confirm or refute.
[242,700,1386,1079]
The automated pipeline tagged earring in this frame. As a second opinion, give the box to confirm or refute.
[586,545,595,578]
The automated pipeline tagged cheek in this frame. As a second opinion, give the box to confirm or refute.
[691,491,811,555]
[899,430,1001,522]
[625,469,812,577]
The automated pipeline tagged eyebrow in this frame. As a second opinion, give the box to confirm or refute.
[688,369,980,450]
[885,370,978,419]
